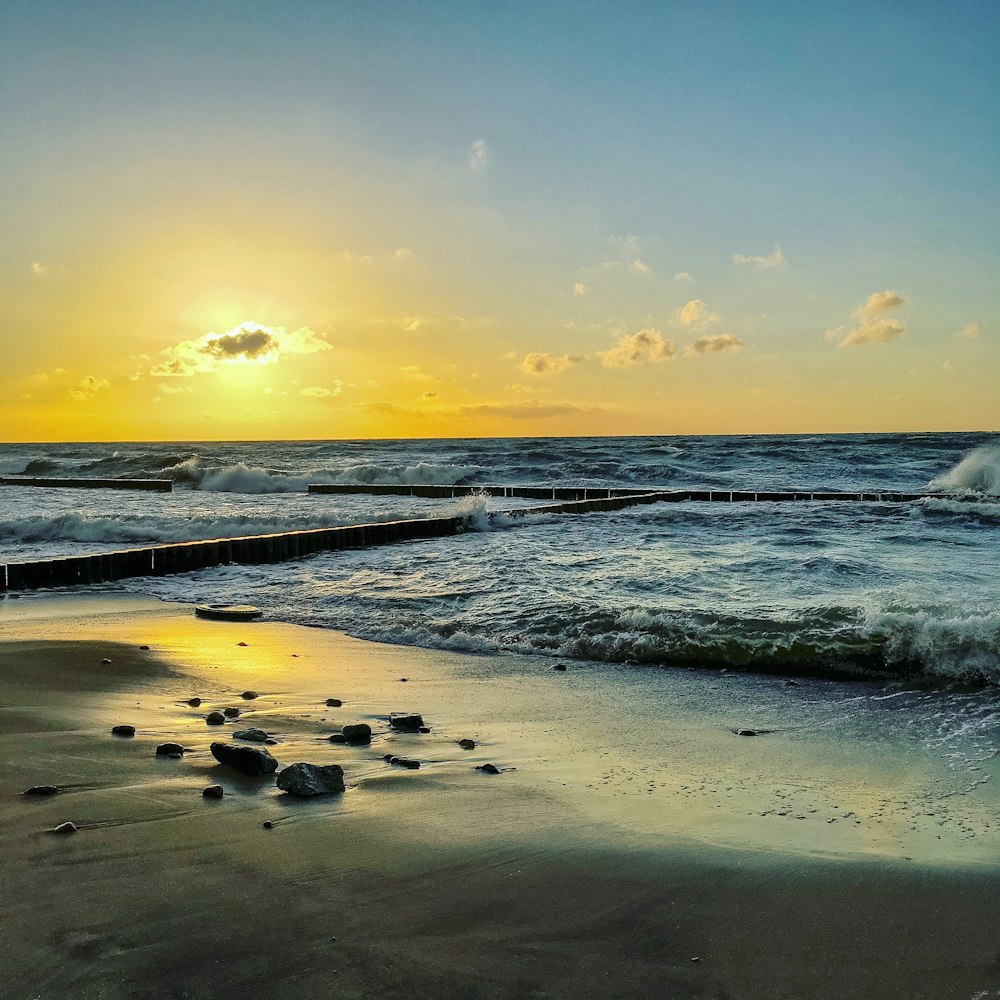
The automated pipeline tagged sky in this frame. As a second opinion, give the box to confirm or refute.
[1,0,997,441]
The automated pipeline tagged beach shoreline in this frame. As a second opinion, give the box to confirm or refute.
[2,592,998,999]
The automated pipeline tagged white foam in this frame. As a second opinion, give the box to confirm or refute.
[929,442,1000,495]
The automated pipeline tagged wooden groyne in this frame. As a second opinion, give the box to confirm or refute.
[309,483,938,503]
[0,477,173,492]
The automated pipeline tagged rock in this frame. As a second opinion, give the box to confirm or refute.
[155,742,185,756]
[187,697,202,707]
[101,658,112,664]
[265,738,278,745]
[276,763,345,797]
[242,690,259,700]
[383,754,394,762]
[262,820,274,829]
[389,713,424,732]
[785,680,799,687]
[457,739,476,750]
[202,784,224,799]
[23,784,59,796]
[328,734,346,744]
[205,711,227,725]
[476,763,501,774]
[233,728,270,743]
[553,663,567,671]
[399,677,408,682]
[341,723,372,744]
[419,726,431,734]
[237,641,248,647]
[325,698,343,707]
[52,822,78,834]
[210,742,278,776]
[732,728,772,737]
[111,725,136,737]
[139,645,150,651]
[388,757,420,770]
[223,707,241,718]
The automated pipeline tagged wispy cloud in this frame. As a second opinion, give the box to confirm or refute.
[853,289,909,317]
[674,271,692,282]
[678,299,720,330]
[400,365,435,382]
[69,375,110,402]
[827,290,910,348]
[469,138,489,170]
[684,333,745,357]
[598,328,675,368]
[457,401,599,420]
[732,244,786,269]
[148,323,331,377]
[301,382,343,398]
[954,321,982,340]
[519,352,577,375]
[573,282,590,296]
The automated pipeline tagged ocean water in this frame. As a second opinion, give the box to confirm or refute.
[0,432,998,687]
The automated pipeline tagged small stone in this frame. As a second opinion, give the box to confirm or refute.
[101,658,112,664]
[383,754,394,762]
[233,728,270,743]
[732,728,772,737]
[111,725,136,737]
[139,645,150,651]
[328,734,346,744]
[223,707,241,718]
[263,820,274,829]
[187,697,202,707]
[205,711,227,725]
[325,698,343,707]
[341,723,372,744]
[399,677,408,682]
[210,742,278,776]
[23,785,59,796]
[202,785,224,799]
[457,739,476,750]
[389,757,420,770]
[155,742,185,756]
[276,763,345,797]
[785,680,798,687]
[52,822,78,834]
[389,713,424,732]
[242,691,259,700]
[553,663,567,671]
[476,763,501,775]
[418,726,431,734]
[237,642,248,647]
[265,738,278,745]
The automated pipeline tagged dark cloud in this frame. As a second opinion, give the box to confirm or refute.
[202,328,275,359]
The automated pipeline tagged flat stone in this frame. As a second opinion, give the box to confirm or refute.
[733,728,773,737]
[210,742,278,776]
[328,734,346,744]
[223,707,241,718]
[276,763,345,797]
[139,645,150,651]
[389,713,424,732]
[24,784,59,796]
[242,691,259,700]
[111,725,136,737]
[457,739,476,750]
[155,742,185,756]
[341,723,372,744]
[202,784,224,799]
[388,757,420,770]
[52,821,78,834]
[325,698,343,707]
[233,728,270,743]
[205,711,227,725]
[476,763,501,775]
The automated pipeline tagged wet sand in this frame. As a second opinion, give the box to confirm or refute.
[1,593,998,999]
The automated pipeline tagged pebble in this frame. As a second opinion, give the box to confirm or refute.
[399,677,408,682]
[139,645,150,651]
[553,663,567,671]
[205,711,227,725]
[156,742,186,757]
[24,784,59,796]
[328,734,346,744]
[111,725,136,737]
[387,756,420,770]
[233,728,270,743]
[457,739,476,750]
[210,742,278,776]
[187,697,202,707]
[263,820,274,829]
[52,822,78,834]
[242,691,259,700]
[237,642,248,647]
[202,785,224,799]
[101,658,112,664]
[476,763,501,775]
[418,726,431,734]
[325,698,343,707]
[223,707,241,718]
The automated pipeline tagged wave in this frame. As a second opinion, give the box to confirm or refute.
[929,442,1000,495]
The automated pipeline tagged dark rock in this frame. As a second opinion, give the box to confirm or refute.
[139,645,150,651]
[111,725,136,737]
[223,707,241,718]
[265,738,278,745]
[237,641,248,647]
[276,763,345,797]
[233,728,270,743]
[553,663,567,671]
[156,742,185,756]
[101,658,112,664]
[418,726,431,734]
[242,690,259,700]
[52,821,78,834]
[202,784,224,799]
[325,698,343,707]
[476,763,501,774]
[389,713,424,732]
[457,739,476,750]
[328,734,346,744]
[205,711,227,725]
[383,754,394,762]
[24,784,59,796]
[210,742,278,776]
[399,677,408,682]
[341,723,372,744]
[785,680,799,687]
[262,820,274,829]
[389,757,420,770]
[732,728,773,737]
[187,697,202,707]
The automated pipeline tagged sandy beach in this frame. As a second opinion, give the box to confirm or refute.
[1,592,998,1000]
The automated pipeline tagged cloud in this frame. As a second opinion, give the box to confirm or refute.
[30,261,49,276]
[392,248,413,261]
[301,382,343,398]
[732,245,786,268]
[400,365,434,382]
[457,402,599,420]
[573,282,590,296]
[830,290,910,348]
[954,322,982,340]
[149,323,331,377]
[69,375,110,402]
[519,352,576,375]
[598,328,675,368]
[674,272,691,282]
[469,138,489,170]
[630,258,652,275]
[678,299,720,329]
[421,390,439,400]
[684,333,745,357]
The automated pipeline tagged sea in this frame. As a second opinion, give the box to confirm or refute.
[0,432,998,688]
